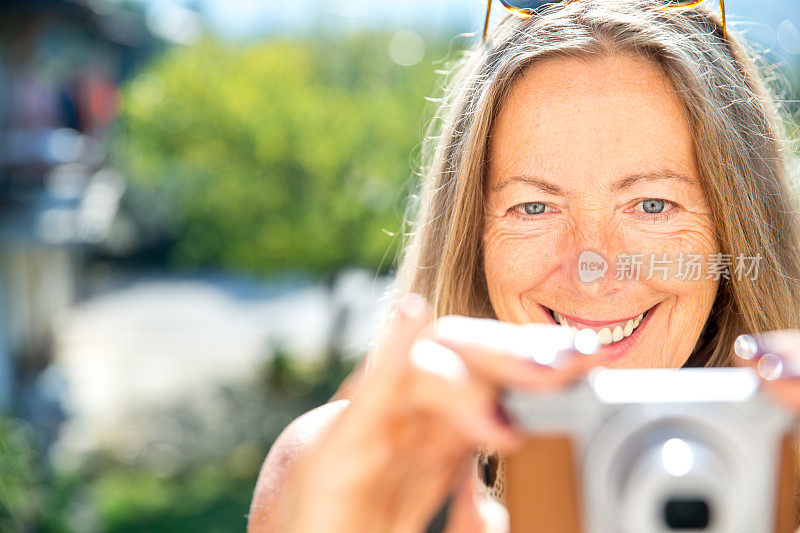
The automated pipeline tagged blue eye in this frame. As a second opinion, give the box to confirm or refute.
[631,198,679,221]
[521,202,546,215]
[641,199,665,214]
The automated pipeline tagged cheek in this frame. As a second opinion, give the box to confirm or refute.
[482,219,561,301]
[646,275,719,315]
[622,213,717,256]
[621,212,719,286]
[632,214,720,342]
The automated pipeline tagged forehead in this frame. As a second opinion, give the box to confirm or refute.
[487,53,698,190]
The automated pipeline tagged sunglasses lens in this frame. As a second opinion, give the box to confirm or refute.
[498,0,563,13]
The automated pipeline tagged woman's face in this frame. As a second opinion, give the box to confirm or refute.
[483,53,719,368]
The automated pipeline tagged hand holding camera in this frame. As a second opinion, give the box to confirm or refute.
[497,328,800,533]
[280,295,800,533]
[282,294,606,533]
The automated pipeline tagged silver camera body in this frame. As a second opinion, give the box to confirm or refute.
[502,367,799,533]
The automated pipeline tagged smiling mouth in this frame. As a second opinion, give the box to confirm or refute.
[543,305,654,346]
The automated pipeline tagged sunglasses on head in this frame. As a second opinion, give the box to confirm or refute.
[483,0,726,42]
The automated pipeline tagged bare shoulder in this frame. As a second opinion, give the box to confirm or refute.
[247,399,350,533]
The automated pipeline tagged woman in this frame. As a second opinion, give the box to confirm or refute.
[249,0,800,531]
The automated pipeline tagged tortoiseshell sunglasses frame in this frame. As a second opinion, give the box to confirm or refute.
[482,0,726,42]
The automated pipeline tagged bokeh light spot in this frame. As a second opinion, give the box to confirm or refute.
[388,30,425,67]
[777,19,800,55]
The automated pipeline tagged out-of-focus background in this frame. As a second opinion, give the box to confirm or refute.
[0,0,797,531]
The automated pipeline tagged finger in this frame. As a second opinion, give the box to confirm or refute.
[432,316,600,391]
[375,292,433,370]
[406,338,525,453]
[386,443,469,533]
[328,293,433,448]
[354,292,433,404]
[733,330,800,378]
[733,330,800,409]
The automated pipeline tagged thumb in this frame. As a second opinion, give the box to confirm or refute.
[733,330,800,409]
[348,292,432,414]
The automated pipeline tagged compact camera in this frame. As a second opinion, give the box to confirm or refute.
[501,367,800,533]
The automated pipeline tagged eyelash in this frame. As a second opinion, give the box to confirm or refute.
[507,199,681,221]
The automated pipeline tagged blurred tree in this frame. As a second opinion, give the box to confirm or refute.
[117,34,441,275]
[0,417,41,531]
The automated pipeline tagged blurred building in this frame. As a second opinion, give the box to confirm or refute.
[0,0,154,411]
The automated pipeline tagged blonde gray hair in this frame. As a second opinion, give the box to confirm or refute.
[395,0,800,367]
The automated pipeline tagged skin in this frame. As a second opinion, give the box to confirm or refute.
[248,53,800,533]
[484,52,719,368]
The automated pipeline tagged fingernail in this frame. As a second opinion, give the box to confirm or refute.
[756,350,800,381]
[757,353,784,381]
[734,334,758,360]
[398,292,427,319]
[494,402,514,428]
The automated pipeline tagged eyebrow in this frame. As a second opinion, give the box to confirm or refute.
[489,170,697,195]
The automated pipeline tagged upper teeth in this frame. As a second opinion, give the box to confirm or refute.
[553,311,645,346]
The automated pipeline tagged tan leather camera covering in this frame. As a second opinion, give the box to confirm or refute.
[505,431,800,532]
[775,431,799,533]
[504,435,582,533]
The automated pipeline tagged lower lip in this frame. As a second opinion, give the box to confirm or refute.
[543,303,658,363]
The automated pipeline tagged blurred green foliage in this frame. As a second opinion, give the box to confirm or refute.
[92,465,255,533]
[0,417,41,532]
[117,34,442,274]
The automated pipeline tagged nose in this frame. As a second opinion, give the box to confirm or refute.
[564,218,627,299]
[569,248,622,299]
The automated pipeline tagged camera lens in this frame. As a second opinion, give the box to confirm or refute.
[663,498,710,529]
